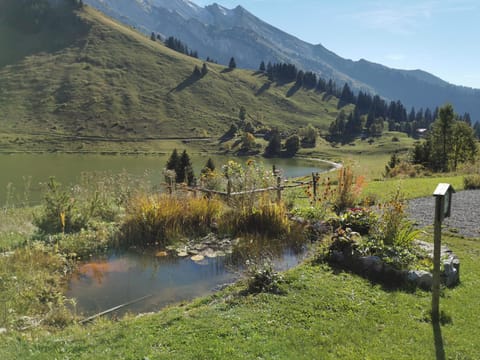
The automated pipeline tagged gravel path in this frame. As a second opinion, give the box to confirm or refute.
[407,190,480,238]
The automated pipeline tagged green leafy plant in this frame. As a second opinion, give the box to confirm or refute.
[245,259,284,294]
[374,187,407,245]
[329,227,358,254]
[34,178,85,234]
[339,207,377,235]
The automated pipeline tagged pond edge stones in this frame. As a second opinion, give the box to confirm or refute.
[331,240,460,289]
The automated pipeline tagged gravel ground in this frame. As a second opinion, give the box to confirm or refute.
[407,190,480,238]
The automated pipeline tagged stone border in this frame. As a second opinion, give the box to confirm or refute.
[330,240,460,289]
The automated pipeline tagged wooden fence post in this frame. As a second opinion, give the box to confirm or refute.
[227,178,232,200]
[276,173,282,203]
[168,176,173,196]
[312,172,318,203]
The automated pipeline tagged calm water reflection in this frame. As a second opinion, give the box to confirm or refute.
[0,154,330,205]
[68,238,310,317]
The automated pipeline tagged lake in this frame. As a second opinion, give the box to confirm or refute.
[0,154,331,206]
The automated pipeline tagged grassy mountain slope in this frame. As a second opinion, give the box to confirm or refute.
[0,4,343,145]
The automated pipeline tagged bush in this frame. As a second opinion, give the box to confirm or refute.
[339,207,377,235]
[464,174,480,189]
[245,259,283,294]
[329,227,358,253]
[34,178,87,234]
[387,161,425,178]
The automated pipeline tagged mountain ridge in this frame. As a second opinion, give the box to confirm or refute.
[0,3,343,144]
[83,0,480,120]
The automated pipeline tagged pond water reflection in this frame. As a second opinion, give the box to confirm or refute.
[68,237,310,317]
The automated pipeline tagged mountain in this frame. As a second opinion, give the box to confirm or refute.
[0,1,342,144]
[83,0,480,120]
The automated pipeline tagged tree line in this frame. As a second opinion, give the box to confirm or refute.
[2,0,83,34]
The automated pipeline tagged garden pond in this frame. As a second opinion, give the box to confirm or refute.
[67,235,311,317]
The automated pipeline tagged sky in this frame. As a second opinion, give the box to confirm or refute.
[193,0,480,89]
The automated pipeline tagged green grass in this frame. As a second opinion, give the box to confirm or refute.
[0,207,36,251]
[1,233,479,359]
[364,175,465,201]
[0,5,342,153]
[298,131,416,180]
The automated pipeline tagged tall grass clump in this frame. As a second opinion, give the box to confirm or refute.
[221,195,290,238]
[331,165,365,214]
[0,242,75,329]
[122,194,223,246]
[464,174,480,189]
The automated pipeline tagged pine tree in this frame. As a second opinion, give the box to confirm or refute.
[474,122,480,139]
[265,129,281,157]
[239,106,246,121]
[204,158,216,172]
[178,150,195,185]
[228,57,236,69]
[166,149,180,177]
[201,63,208,76]
[434,104,455,171]
[192,65,201,77]
[259,61,266,72]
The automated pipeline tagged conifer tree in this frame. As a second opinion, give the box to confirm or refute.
[166,149,180,177]
[259,61,266,72]
[193,65,201,77]
[265,129,282,157]
[178,150,195,185]
[228,57,236,69]
[201,63,208,76]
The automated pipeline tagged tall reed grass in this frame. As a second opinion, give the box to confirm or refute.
[121,194,223,245]
[220,195,290,238]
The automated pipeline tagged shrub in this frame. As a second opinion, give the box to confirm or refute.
[339,207,377,235]
[387,161,425,178]
[34,173,134,235]
[34,178,87,234]
[245,259,283,294]
[222,160,277,209]
[329,227,358,253]
[356,238,418,270]
[464,174,480,189]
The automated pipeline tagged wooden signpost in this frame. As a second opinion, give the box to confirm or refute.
[432,183,455,322]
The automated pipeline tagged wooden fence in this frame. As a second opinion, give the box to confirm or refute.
[166,170,324,204]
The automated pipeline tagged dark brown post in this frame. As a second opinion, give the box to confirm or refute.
[227,178,232,200]
[276,174,282,203]
[312,172,319,203]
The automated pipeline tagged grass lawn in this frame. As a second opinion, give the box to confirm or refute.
[1,233,478,359]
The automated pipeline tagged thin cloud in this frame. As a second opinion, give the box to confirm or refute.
[342,0,477,35]
[385,53,406,62]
